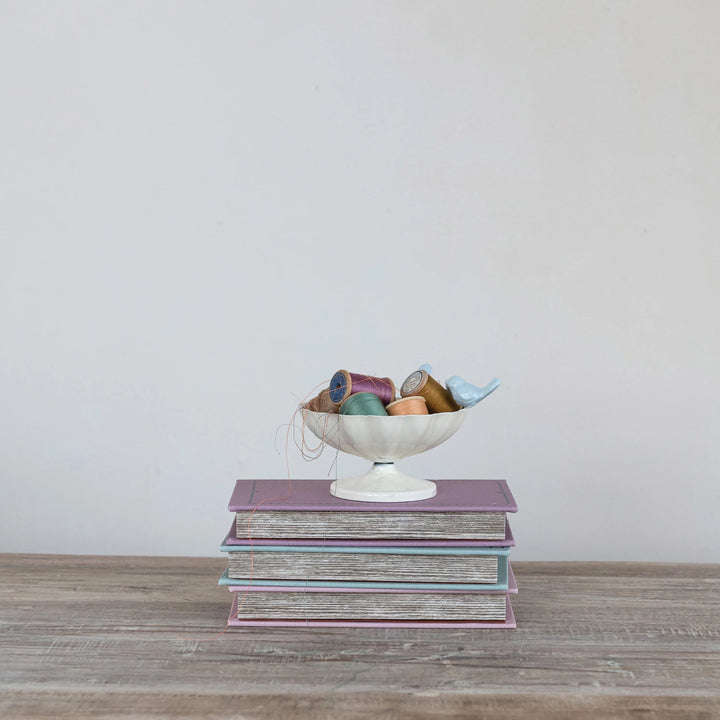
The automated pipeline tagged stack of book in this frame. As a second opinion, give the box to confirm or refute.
[219,479,518,628]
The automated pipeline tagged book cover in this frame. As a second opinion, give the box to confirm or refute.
[229,478,517,513]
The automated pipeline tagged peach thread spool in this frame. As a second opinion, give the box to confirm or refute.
[400,369,460,413]
[386,396,428,416]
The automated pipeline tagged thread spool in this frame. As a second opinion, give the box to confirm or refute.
[328,370,396,406]
[339,392,389,416]
[400,370,460,413]
[305,388,337,413]
[386,396,428,416]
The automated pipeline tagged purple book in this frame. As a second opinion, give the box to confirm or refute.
[229,479,517,542]
[229,479,517,512]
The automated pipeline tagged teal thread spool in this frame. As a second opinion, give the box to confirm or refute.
[339,392,388,416]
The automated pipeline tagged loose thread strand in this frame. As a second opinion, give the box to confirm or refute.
[178,379,342,639]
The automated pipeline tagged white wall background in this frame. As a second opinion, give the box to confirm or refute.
[2,1,719,561]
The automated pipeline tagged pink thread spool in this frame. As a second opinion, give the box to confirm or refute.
[328,370,396,406]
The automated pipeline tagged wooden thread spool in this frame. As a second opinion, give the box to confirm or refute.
[339,392,389,416]
[386,396,428,416]
[328,370,396,406]
[305,388,337,413]
[400,370,460,413]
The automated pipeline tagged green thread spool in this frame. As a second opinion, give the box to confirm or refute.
[339,392,389,416]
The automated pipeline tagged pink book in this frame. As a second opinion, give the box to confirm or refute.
[224,566,517,628]
[226,594,516,629]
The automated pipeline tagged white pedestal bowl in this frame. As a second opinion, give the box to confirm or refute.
[301,407,468,502]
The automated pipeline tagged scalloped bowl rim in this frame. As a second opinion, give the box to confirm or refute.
[300,405,470,462]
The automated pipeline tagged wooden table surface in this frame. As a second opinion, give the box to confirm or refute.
[1,555,718,719]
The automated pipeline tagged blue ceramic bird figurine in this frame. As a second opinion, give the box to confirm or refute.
[445,375,501,408]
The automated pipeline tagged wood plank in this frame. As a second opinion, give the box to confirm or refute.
[1,555,719,719]
[1,690,719,720]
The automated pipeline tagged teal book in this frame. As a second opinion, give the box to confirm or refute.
[218,553,510,590]
[220,534,510,587]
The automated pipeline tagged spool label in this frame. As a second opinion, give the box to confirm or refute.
[401,370,424,394]
[328,371,349,404]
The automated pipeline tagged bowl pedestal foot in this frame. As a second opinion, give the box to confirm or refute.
[330,462,437,503]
